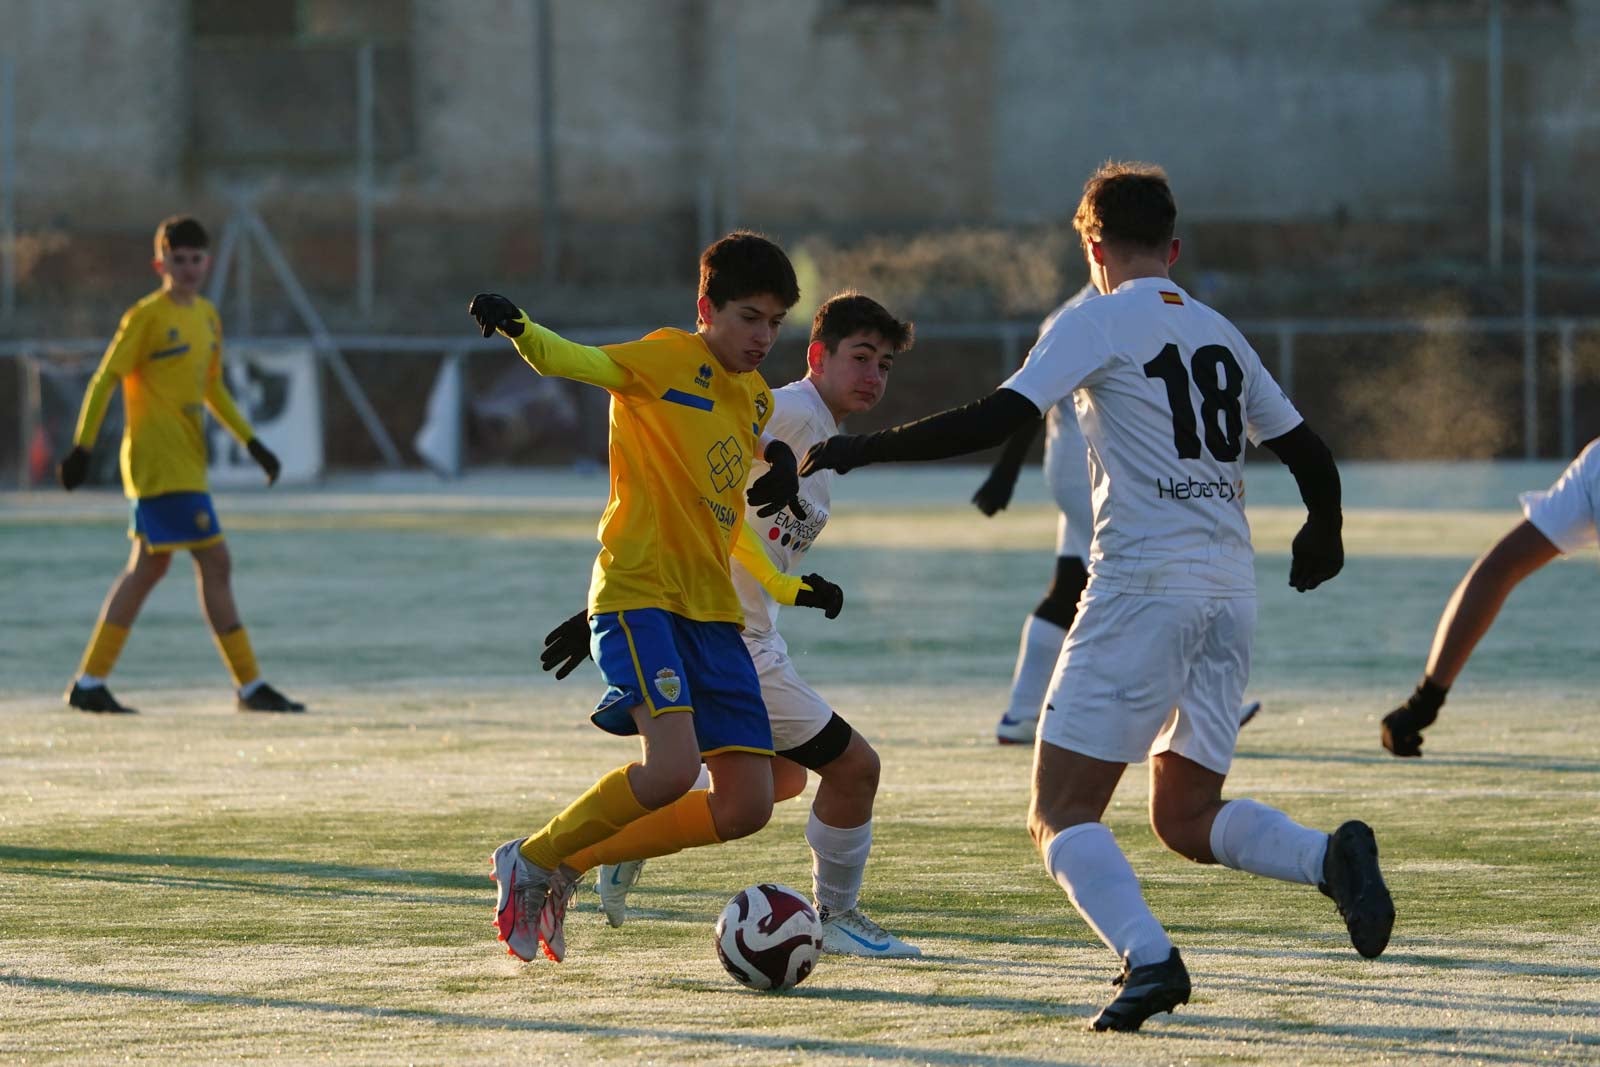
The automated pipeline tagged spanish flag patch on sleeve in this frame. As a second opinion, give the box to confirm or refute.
[1160,291,1184,306]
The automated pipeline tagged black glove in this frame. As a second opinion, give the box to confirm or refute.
[540,609,592,680]
[747,439,808,520]
[1288,517,1343,591]
[1381,679,1446,758]
[58,446,91,491]
[972,467,1020,516]
[798,434,871,477]
[468,293,526,338]
[794,573,844,619]
[247,439,281,486]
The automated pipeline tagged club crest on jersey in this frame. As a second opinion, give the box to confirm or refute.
[653,668,682,703]
[695,363,713,388]
[755,393,770,421]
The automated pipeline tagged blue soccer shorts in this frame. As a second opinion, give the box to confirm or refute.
[590,608,773,757]
[130,492,224,553]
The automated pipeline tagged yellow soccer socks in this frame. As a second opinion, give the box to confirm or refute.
[520,765,652,872]
[563,788,722,875]
[212,626,261,689]
[78,621,130,680]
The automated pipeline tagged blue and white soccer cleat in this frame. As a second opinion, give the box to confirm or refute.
[491,839,552,962]
[595,859,645,928]
[819,906,922,958]
[995,712,1037,746]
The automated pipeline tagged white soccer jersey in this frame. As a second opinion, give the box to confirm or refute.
[1039,282,1099,483]
[1519,437,1600,554]
[1002,277,1302,596]
[1039,284,1098,560]
[732,378,836,643]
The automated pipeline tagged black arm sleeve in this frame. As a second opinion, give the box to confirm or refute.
[986,416,1045,481]
[859,388,1044,465]
[1261,421,1341,526]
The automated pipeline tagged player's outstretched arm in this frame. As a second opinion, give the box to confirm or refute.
[468,293,631,390]
[540,609,592,680]
[1382,520,1559,757]
[747,438,808,520]
[973,417,1043,516]
[1261,422,1343,591]
[800,388,1042,476]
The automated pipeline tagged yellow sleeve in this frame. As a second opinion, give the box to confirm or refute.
[732,520,805,606]
[507,314,632,391]
[73,305,148,447]
[204,362,256,444]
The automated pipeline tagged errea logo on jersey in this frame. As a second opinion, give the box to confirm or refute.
[695,363,713,388]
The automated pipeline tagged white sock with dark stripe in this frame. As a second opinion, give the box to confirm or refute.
[1044,822,1172,968]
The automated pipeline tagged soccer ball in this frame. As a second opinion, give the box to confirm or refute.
[714,883,823,991]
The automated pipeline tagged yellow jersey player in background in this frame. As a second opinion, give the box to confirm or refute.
[57,215,305,715]
[470,231,808,965]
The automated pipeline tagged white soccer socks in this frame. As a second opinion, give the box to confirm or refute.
[807,810,873,915]
[1208,798,1328,885]
[1045,822,1173,969]
[1003,615,1069,726]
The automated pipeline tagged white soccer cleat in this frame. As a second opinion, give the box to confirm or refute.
[491,839,552,962]
[537,870,579,962]
[995,712,1038,746]
[1238,700,1262,727]
[819,906,922,958]
[595,859,645,928]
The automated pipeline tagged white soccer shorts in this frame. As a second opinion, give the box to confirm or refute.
[746,640,833,752]
[1038,591,1255,775]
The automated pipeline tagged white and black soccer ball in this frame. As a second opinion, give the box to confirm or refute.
[714,883,823,991]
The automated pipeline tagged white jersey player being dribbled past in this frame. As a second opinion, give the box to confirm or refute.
[538,292,921,958]
[1381,436,1600,757]
[801,161,1395,1032]
[974,282,1260,745]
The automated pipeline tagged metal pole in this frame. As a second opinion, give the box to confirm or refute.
[1521,163,1536,459]
[2,55,16,319]
[1558,321,1575,459]
[356,42,375,317]
[238,220,253,336]
[1487,0,1503,272]
[534,0,560,284]
[718,10,739,232]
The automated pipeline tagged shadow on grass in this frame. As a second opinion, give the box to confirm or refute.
[0,844,481,892]
[0,972,1072,1067]
[1233,748,1600,775]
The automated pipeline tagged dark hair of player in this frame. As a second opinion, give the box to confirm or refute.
[1072,161,1176,253]
[809,291,914,353]
[698,231,800,310]
[154,215,210,256]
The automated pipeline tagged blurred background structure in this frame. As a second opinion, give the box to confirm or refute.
[1,0,1598,482]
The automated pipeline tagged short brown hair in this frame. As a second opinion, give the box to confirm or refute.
[154,215,210,256]
[1072,162,1176,253]
[810,291,914,353]
[698,231,800,310]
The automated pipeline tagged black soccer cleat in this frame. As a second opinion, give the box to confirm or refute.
[65,682,138,714]
[1089,947,1191,1032]
[237,683,306,713]
[1319,820,1395,959]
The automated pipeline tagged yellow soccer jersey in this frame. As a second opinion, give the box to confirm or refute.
[73,290,255,499]
[594,328,774,624]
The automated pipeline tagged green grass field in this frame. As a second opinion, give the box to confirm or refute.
[4,465,1599,1065]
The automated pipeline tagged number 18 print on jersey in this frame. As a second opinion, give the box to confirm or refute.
[1002,278,1302,597]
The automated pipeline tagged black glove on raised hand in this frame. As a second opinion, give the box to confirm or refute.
[794,573,844,620]
[540,609,592,680]
[468,293,526,338]
[798,434,871,477]
[247,439,281,486]
[972,468,1019,517]
[747,439,808,520]
[58,446,91,491]
[1288,517,1343,591]
[1381,679,1446,758]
